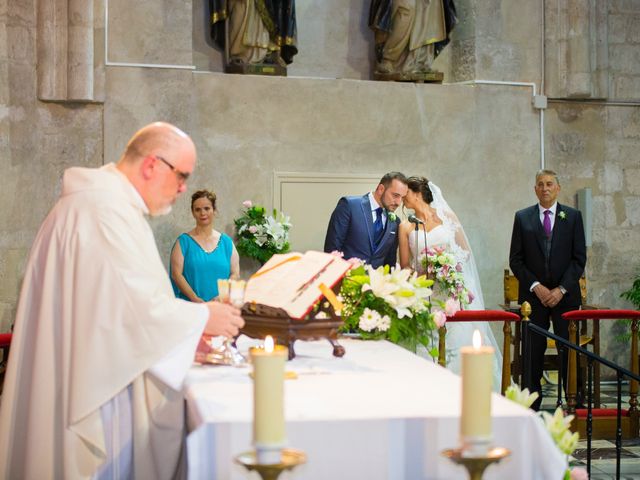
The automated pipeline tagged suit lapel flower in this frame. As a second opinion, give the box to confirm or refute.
[558,211,566,220]
[387,212,397,222]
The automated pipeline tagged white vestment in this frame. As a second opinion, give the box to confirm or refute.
[0,164,208,479]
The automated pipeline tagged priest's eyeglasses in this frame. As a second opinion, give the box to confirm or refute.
[154,155,190,185]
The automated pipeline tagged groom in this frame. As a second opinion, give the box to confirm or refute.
[509,169,586,410]
[324,172,408,268]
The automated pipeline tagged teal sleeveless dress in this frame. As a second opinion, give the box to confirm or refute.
[170,232,233,301]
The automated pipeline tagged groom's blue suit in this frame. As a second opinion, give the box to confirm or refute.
[324,194,400,268]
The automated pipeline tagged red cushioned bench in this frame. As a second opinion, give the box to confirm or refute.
[440,309,521,394]
[561,309,640,439]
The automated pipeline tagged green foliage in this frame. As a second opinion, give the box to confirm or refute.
[234,202,291,264]
[339,264,439,356]
[616,270,640,343]
[621,272,640,309]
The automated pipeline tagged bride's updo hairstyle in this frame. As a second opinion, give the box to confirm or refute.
[407,176,434,204]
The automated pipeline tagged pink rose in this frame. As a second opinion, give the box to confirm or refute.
[242,200,253,208]
[433,310,447,328]
[444,298,459,316]
[570,467,588,480]
[455,263,463,272]
[248,225,258,234]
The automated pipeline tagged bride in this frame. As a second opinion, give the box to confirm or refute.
[398,176,503,389]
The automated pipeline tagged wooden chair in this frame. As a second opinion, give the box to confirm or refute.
[438,309,521,394]
[563,309,640,439]
[499,269,523,383]
[0,332,12,394]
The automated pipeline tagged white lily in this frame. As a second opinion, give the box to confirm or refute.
[362,266,399,299]
[505,384,539,409]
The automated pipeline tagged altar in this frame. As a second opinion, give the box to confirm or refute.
[184,337,566,479]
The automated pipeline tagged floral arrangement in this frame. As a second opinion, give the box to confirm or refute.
[338,262,458,355]
[420,246,474,307]
[505,384,587,480]
[234,200,291,264]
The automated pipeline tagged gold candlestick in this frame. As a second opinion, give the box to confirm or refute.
[235,448,306,480]
[441,447,510,480]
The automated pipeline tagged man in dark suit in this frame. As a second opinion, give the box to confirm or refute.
[324,172,408,268]
[509,169,586,410]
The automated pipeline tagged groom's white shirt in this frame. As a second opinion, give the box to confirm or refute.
[368,192,386,227]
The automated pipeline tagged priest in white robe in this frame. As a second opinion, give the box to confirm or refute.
[0,122,244,479]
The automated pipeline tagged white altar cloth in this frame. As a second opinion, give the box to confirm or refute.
[184,337,566,480]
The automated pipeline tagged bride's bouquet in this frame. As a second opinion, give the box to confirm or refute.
[338,263,444,356]
[420,245,474,308]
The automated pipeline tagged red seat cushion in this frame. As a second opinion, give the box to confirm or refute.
[447,310,520,322]
[0,333,11,347]
[575,408,630,418]
[562,310,640,321]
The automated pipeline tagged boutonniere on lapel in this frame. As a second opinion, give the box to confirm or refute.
[558,211,567,220]
[387,212,397,222]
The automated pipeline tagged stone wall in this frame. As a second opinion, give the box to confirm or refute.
[542,0,640,365]
[1,0,639,373]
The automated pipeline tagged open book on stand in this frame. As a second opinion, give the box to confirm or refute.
[244,251,351,320]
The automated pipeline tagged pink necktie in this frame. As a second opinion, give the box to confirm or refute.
[543,210,552,237]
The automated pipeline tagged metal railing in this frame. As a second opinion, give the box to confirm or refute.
[523,321,640,479]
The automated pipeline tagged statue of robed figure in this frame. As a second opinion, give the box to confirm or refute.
[210,0,298,76]
[369,0,458,82]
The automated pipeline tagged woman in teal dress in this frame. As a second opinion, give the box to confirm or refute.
[170,190,240,302]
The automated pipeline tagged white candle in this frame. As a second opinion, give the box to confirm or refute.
[250,335,288,464]
[460,329,494,455]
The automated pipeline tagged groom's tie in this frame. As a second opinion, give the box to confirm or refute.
[373,207,384,247]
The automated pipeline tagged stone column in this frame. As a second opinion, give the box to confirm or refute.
[565,0,591,97]
[37,0,68,100]
[37,0,95,102]
[544,0,608,99]
[67,0,93,100]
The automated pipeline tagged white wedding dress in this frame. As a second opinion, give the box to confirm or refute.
[408,184,503,391]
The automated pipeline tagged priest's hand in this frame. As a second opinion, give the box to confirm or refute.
[204,301,245,337]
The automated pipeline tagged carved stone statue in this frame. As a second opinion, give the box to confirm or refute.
[369,0,457,81]
[210,0,298,75]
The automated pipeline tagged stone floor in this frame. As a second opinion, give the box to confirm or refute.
[540,380,640,480]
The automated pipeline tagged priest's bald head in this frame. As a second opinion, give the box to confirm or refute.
[117,121,196,216]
